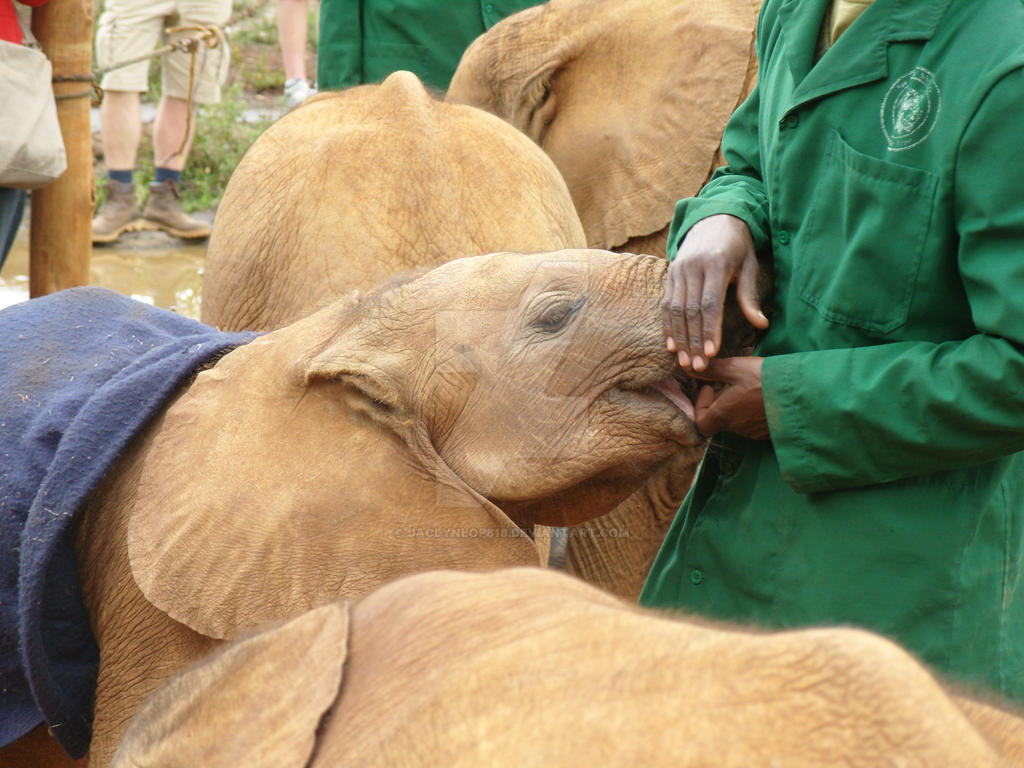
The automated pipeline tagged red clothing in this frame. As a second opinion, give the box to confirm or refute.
[0,0,49,45]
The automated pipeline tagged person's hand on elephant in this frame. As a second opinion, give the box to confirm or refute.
[662,214,768,372]
[692,356,770,440]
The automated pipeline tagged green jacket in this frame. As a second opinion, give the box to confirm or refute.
[317,0,542,91]
[641,0,1024,700]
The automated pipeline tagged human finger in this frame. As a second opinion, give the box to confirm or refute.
[680,259,705,370]
[697,270,727,369]
[694,384,723,435]
[661,259,692,366]
[661,264,678,353]
[736,253,769,330]
[689,356,741,383]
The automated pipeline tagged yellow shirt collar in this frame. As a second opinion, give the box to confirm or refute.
[818,0,876,56]
[829,0,876,43]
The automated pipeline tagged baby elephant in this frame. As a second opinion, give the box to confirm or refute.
[202,70,586,332]
[0,249,701,766]
[113,567,1024,768]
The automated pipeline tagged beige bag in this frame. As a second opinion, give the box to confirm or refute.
[0,13,67,189]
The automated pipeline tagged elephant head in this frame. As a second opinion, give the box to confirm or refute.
[202,70,586,332]
[447,0,765,600]
[112,568,1017,768]
[447,0,761,257]
[76,249,700,764]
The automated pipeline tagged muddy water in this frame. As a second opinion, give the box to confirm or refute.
[0,223,207,319]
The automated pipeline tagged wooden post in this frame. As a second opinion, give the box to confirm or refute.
[29,0,94,297]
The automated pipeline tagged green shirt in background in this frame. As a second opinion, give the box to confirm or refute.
[641,0,1024,702]
[317,0,542,92]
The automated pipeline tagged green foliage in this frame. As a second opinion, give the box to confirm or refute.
[229,0,318,50]
[230,42,285,91]
[230,5,279,46]
[227,2,319,93]
[179,84,274,211]
[307,6,319,53]
[94,85,273,213]
[146,57,163,98]
[92,0,318,212]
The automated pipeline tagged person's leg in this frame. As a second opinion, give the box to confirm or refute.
[93,90,145,243]
[279,0,315,107]
[140,0,230,238]
[152,94,196,171]
[0,187,27,272]
[100,90,143,171]
[278,0,308,82]
[93,0,167,243]
[142,94,209,238]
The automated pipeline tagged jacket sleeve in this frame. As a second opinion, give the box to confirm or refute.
[666,7,772,260]
[763,66,1024,493]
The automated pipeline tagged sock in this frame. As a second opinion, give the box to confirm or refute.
[153,167,182,185]
[108,169,133,184]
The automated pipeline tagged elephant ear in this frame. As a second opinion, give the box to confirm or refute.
[557,0,757,249]
[520,0,759,252]
[124,306,408,640]
[111,602,350,768]
[127,299,540,641]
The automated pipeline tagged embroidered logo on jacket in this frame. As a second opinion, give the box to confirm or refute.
[880,67,941,151]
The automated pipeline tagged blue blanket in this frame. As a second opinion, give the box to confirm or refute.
[0,287,257,757]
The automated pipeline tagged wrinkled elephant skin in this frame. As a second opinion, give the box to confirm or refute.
[114,568,1024,768]
[448,0,760,257]
[72,250,701,765]
[447,0,764,597]
[202,71,586,332]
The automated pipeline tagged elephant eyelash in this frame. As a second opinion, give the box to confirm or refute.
[532,297,585,333]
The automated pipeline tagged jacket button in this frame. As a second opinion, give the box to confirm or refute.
[777,229,790,246]
[780,113,799,129]
[690,569,704,585]
[718,453,739,477]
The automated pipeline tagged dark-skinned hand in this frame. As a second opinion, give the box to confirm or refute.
[661,213,769,372]
[693,356,771,440]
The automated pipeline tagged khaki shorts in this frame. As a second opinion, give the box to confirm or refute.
[96,0,231,103]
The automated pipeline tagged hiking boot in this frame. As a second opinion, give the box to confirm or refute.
[92,178,141,244]
[142,179,211,239]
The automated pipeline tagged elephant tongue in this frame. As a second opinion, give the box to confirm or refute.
[654,377,695,421]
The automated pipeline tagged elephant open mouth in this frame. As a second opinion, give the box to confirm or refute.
[652,373,697,421]
[617,364,699,423]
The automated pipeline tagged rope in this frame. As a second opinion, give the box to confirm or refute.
[92,22,222,82]
[161,25,221,162]
[49,0,275,105]
[51,74,100,102]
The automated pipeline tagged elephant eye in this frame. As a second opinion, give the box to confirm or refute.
[532,297,585,333]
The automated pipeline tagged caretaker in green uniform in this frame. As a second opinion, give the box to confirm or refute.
[317,0,542,91]
[642,0,1024,702]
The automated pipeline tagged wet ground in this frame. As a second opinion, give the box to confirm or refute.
[0,211,211,319]
[0,92,279,319]
[0,51,287,315]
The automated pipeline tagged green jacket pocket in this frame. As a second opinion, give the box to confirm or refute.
[795,129,938,335]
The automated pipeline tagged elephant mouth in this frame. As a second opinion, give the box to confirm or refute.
[652,375,696,421]
[619,363,700,423]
